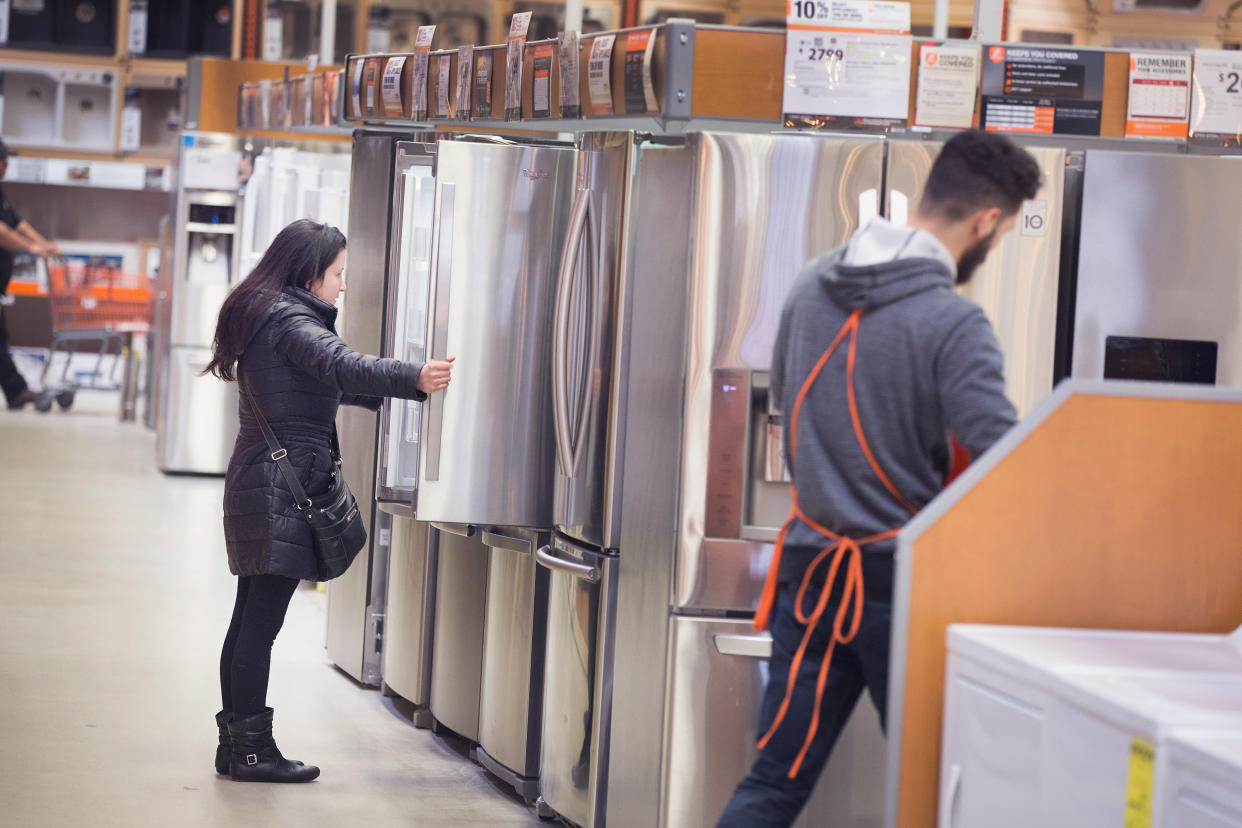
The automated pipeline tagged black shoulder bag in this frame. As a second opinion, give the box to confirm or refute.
[241,383,367,581]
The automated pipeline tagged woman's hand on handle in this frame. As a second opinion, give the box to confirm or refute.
[417,357,455,394]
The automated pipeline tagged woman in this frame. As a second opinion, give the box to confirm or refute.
[203,219,452,783]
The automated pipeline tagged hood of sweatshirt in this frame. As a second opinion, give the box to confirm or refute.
[811,218,958,311]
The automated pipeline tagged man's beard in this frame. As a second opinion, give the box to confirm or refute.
[956,229,997,286]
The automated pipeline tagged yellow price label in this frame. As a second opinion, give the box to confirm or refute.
[1125,736,1155,828]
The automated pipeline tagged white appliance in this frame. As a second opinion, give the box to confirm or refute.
[941,623,1242,828]
[1156,729,1242,827]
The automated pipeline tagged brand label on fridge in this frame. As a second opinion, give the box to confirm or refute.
[914,42,980,130]
[782,0,912,128]
[1190,49,1242,139]
[1126,53,1191,139]
[981,46,1105,136]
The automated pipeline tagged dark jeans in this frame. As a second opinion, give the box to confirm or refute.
[0,304,29,404]
[716,548,894,828]
[219,574,300,716]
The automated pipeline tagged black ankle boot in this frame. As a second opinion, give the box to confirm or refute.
[215,711,232,774]
[227,708,320,783]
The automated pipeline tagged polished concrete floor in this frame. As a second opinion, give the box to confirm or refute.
[0,390,543,827]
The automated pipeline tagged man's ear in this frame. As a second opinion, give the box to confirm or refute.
[972,206,1004,241]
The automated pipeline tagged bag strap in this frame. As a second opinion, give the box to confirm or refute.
[239,371,313,511]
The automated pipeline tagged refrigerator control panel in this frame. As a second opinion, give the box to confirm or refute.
[1104,336,1217,385]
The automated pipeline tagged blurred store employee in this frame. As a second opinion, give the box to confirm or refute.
[203,219,454,783]
[717,131,1040,827]
[0,140,60,410]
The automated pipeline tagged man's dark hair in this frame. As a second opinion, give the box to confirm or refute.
[919,130,1043,221]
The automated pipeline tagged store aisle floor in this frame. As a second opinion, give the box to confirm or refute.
[0,393,543,828]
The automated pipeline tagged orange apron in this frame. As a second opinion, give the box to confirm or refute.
[754,307,964,779]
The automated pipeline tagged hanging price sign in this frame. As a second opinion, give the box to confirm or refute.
[1190,49,1242,140]
[456,45,474,120]
[783,0,913,128]
[504,11,532,121]
[587,34,616,115]
[382,56,407,117]
[1126,53,1191,139]
[412,25,436,121]
[559,31,581,118]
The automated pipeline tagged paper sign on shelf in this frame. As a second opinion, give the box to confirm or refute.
[264,11,283,62]
[559,31,581,118]
[980,46,1106,136]
[532,44,554,117]
[436,54,451,118]
[623,29,659,115]
[412,25,436,120]
[0,1,9,44]
[382,56,407,116]
[456,46,474,119]
[914,42,979,130]
[120,90,142,153]
[1126,53,1191,139]
[474,50,493,118]
[588,34,616,115]
[783,0,913,127]
[128,0,148,54]
[1190,49,1242,139]
[504,11,532,121]
[351,60,365,118]
[364,58,380,116]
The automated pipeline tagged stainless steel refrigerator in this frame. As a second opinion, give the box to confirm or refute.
[1071,151,1242,387]
[374,140,439,723]
[416,137,577,800]
[885,141,1073,417]
[607,132,892,828]
[157,132,244,475]
[325,130,401,686]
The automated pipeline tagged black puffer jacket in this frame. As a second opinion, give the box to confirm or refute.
[223,286,425,581]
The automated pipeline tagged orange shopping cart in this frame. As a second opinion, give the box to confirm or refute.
[37,255,153,412]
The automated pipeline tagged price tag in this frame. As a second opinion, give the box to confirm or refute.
[0,0,9,44]
[504,13,532,122]
[474,50,493,118]
[364,58,380,116]
[435,54,451,118]
[264,11,283,62]
[1020,199,1047,237]
[623,29,658,115]
[532,44,554,118]
[351,60,365,119]
[783,0,912,127]
[412,25,436,120]
[1126,53,1191,139]
[456,45,474,120]
[127,0,148,54]
[588,34,616,115]
[120,89,141,153]
[382,56,406,116]
[914,42,979,130]
[559,32,581,119]
[259,79,272,129]
[1190,49,1242,138]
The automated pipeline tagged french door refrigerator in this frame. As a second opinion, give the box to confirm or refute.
[416,137,576,800]
[374,141,439,723]
[606,132,889,828]
[884,141,1075,417]
[325,130,401,686]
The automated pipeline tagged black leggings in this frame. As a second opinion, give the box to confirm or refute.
[219,574,300,716]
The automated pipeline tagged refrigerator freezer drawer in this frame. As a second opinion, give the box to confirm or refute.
[662,616,886,828]
[429,527,489,742]
[538,537,617,828]
[159,346,238,474]
[381,518,437,706]
[478,528,549,783]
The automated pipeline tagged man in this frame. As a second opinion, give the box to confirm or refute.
[0,139,60,410]
[716,130,1042,827]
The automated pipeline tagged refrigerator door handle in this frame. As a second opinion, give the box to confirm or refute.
[481,529,533,555]
[570,196,602,473]
[535,544,600,583]
[712,633,773,659]
[939,762,962,828]
[423,182,455,482]
[553,188,591,476]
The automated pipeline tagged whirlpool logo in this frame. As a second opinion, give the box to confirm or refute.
[521,168,549,181]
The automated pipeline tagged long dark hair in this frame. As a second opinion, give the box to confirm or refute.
[203,219,346,382]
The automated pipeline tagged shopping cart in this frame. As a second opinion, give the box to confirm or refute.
[37,255,153,412]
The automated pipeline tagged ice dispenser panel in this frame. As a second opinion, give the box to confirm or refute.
[185,201,236,286]
[705,369,792,542]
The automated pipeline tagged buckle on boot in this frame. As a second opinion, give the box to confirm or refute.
[246,753,259,766]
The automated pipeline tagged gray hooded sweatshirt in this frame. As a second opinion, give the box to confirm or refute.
[772,221,1017,578]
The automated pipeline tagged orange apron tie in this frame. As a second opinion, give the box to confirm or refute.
[753,308,918,779]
